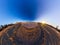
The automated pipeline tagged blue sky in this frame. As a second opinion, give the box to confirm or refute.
[35,0,60,29]
[0,0,60,29]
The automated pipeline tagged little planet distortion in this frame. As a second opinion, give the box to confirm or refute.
[0,22,60,45]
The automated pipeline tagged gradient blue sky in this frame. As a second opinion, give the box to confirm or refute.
[0,0,60,29]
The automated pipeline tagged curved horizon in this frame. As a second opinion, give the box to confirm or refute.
[0,0,60,29]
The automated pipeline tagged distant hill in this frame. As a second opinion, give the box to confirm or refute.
[0,24,14,31]
[0,22,60,32]
[47,24,60,32]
